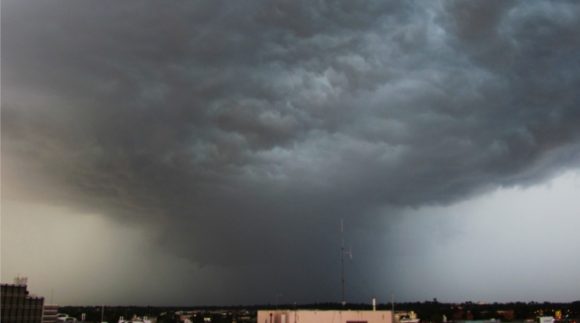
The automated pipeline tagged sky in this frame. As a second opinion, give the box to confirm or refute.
[1,0,580,305]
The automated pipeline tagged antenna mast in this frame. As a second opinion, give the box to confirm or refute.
[340,219,352,306]
[341,219,345,306]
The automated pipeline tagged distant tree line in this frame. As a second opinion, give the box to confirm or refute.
[59,300,580,323]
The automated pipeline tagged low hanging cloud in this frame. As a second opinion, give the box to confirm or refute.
[2,0,580,302]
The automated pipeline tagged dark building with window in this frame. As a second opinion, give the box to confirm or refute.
[1,283,44,323]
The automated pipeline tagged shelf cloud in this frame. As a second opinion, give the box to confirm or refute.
[2,0,580,304]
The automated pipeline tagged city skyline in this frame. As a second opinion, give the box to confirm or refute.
[2,1,580,305]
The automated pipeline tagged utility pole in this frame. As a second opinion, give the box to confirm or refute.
[391,293,395,323]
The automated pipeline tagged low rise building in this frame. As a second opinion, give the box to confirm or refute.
[42,304,60,323]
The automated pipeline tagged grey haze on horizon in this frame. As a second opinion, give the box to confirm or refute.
[2,0,580,305]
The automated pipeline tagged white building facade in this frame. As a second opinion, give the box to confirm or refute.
[258,310,393,323]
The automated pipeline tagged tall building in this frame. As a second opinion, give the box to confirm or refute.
[1,279,45,323]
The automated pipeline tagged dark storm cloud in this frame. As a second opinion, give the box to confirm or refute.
[3,0,580,302]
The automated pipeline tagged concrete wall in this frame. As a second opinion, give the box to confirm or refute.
[258,310,393,323]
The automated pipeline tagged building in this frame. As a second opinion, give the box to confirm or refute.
[42,305,60,323]
[395,311,419,323]
[258,310,393,323]
[1,281,45,323]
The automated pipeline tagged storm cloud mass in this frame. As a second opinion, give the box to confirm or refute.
[2,1,580,304]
